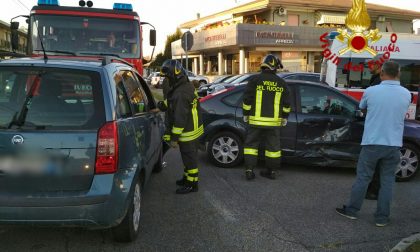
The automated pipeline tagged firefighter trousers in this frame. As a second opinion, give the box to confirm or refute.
[179,141,199,186]
[244,127,281,170]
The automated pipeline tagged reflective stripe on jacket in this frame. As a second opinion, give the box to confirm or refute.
[166,76,203,142]
[242,70,291,127]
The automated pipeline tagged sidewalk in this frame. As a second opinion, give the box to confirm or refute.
[391,233,420,252]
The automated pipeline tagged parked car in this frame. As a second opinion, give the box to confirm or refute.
[279,72,322,83]
[206,73,257,96]
[149,72,162,87]
[186,71,209,85]
[199,80,420,181]
[0,56,166,242]
[198,74,241,97]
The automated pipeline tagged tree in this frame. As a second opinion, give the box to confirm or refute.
[150,28,182,68]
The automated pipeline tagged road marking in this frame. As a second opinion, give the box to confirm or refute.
[204,191,237,222]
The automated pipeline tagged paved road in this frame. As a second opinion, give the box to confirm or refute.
[0,149,419,252]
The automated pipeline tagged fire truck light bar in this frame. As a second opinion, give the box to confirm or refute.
[38,0,60,5]
[113,3,133,11]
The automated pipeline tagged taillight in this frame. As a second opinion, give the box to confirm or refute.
[95,121,118,174]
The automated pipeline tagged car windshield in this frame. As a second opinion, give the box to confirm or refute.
[222,75,242,84]
[231,74,253,84]
[31,15,140,58]
[0,67,105,130]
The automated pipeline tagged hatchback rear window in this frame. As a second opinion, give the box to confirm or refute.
[0,67,105,130]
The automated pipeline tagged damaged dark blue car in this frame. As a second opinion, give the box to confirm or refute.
[199,80,420,182]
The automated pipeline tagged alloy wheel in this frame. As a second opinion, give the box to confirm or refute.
[397,147,419,180]
[212,136,240,164]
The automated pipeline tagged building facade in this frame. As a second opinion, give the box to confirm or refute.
[0,20,27,57]
[172,0,420,75]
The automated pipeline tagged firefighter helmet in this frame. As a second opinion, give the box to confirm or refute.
[261,54,283,71]
[160,59,185,81]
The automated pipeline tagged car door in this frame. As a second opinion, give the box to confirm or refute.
[233,84,298,156]
[295,84,363,165]
[133,72,164,165]
[117,70,152,172]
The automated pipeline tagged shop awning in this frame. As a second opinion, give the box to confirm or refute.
[316,12,346,25]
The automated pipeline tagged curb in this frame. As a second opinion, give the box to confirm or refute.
[390,233,420,252]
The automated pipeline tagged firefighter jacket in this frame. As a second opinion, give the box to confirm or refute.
[242,70,291,127]
[164,76,203,142]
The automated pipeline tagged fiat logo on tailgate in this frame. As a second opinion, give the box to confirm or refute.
[11,135,24,145]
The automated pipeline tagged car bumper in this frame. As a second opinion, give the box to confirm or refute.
[0,168,138,229]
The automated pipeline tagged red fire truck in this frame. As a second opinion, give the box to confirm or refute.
[11,0,155,75]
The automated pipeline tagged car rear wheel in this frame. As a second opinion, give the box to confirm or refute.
[112,179,142,242]
[208,131,243,168]
[199,80,207,85]
[396,143,419,182]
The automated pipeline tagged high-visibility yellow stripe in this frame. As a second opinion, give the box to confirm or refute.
[249,120,281,127]
[191,99,199,130]
[265,150,281,158]
[163,135,171,141]
[242,103,251,111]
[244,148,258,156]
[188,168,199,174]
[186,176,195,182]
[255,90,262,118]
[180,125,204,137]
[164,99,168,106]
[179,126,204,142]
[249,116,281,122]
[283,106,291,113]
[274,92,281,120]
[172,127,184,134]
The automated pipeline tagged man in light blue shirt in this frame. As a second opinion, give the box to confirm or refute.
[336,61,410,227]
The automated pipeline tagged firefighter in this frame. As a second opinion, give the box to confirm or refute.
[242,54,291,180]
[160,59,203,194]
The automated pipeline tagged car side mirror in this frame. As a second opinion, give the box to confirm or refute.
[10,21,19,52]
[149,29,156,46]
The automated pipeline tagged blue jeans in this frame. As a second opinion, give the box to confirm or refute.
[346,145,401,223]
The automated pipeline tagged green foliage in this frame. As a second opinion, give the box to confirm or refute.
[150,28,182,68]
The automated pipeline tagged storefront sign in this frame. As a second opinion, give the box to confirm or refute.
[205,34,226,42]
[255,31,295,44]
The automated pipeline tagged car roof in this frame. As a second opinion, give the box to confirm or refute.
[0,57,123,70]
[278,72,320,76]
[227,79,359,103]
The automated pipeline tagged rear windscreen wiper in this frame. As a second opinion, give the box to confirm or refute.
[34,50,77,56]
[78,52,121,58]
[7,75,42,129]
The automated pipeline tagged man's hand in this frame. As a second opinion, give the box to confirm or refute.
[243,116,249,123]
[169,141,179,148]
[281,118,287,126]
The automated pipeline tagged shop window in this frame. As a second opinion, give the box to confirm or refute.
[288,15,299,26]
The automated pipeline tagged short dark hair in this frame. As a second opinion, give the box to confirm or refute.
[381,61,400,78]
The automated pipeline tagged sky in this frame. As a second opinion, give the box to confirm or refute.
[2,0,420,57]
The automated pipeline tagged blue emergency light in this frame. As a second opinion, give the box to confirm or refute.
[38,0,60,6]
[113,3,133,11]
